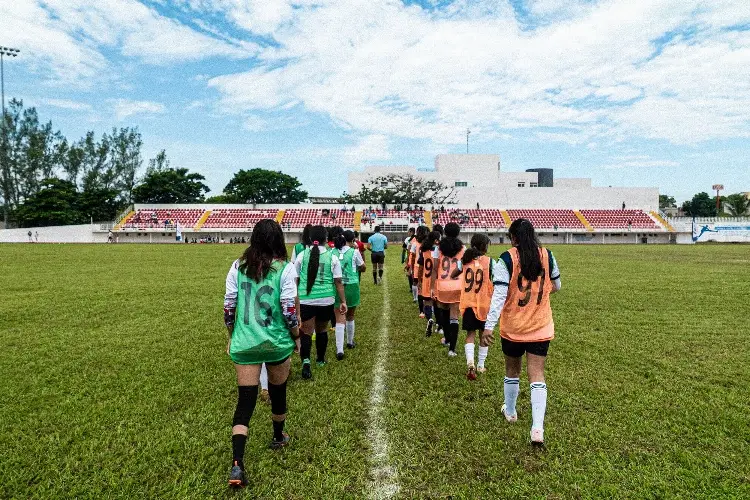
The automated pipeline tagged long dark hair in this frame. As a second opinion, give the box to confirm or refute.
[306,225,327,294]
[421,230,441,253]
[439,222,463,258]
[415,225,429,244]
[343,230,356,243]
[508,218,542,281]
[239,219,287,282]
[301,224,313,246]
[433,223,444,236]
[462,233,490,265]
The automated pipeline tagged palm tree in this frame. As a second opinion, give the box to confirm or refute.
[725,193,750,216]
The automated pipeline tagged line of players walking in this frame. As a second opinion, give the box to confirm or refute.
[222,217,561,488]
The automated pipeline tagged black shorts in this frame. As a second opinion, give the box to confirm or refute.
[371,251,385,264]
[501,338,550,357]
[266,355,291,366]
[300,303,334,322]
[462,308,486,332]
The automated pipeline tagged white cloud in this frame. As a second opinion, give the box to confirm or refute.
[602,159,680,169]
[39,98,93,111]
[1,0,256,85]
[113,99,166,120]
[204,0,750,147]
[343,135,392,164]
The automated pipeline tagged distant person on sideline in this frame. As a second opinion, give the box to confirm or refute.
[367,226,388,285]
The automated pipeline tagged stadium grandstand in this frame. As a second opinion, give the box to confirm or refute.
[0,154,747,244]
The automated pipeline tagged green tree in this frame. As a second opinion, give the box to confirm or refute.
[132,152,209,203]
[342,173,456,205]
[724,193,750,216]
[681,192,718,217]
[14,178,83,227]
[659,194,676,210]
[222,168,307,204]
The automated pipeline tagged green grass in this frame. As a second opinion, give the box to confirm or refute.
[0,243,748,498]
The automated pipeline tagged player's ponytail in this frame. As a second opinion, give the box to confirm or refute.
[421,231,441,253]
[508,218,542,281]
[306,226,327,294]
[240,219,287,282]
[415,225,429,244]
[301,224,313,246]
[462,233,490,265]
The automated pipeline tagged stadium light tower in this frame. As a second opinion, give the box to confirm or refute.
[712,184,724,215]
[466,128,470,154]
[0,46,21,117]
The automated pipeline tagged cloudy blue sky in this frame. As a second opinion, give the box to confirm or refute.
[3,0,750,202]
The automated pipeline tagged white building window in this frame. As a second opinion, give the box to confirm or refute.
[455,181,468,187]
[530,182,538,187]
[517,182,525,188]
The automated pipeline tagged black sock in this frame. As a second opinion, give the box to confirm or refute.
[272,420,285,441]
[300,334,312,361]
[373,271,378,284]
[418,295,424,313]
[316,331,328,362]
[449,321,459,351]
[232,434,247,467]
[378,269,383,279]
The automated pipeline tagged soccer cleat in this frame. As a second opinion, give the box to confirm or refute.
[259,389,270,405]
[419,312,426,319]
[336,352,344,361]
[448,350,457,357]
[346,342,356,349]
[530,428,544,445]
[438,328,444,336]
[466,365,477,381]
[440,337,447,345]
[228,461,247,488]
[501,404,517,423]
[425,319,434,337]
[316,360,327,367]
[270,432,290,450]
[301,362,312,380]
[477,366,487,374]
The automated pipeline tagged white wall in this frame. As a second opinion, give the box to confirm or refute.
[0,224,105,243]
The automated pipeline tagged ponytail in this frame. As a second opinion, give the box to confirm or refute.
[508,218,542,281]
[462,233,490,265]
[306,226,327,294]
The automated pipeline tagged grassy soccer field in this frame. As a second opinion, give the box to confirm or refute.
[0,243,749,499]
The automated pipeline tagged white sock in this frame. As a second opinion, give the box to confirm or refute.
[464,342,475,366]
[346,320,355,343]
[335,323,345,354]
[477,346,489,368]
[412,285,418,301]
[504,377,520,416]
[530,382,547,430]
[260,363,268,391]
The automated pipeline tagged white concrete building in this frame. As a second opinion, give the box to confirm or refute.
[348,154,659,211]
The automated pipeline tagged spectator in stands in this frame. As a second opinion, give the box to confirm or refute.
[622,202,626,210]
[477,203,480,210]
[224,219,299,487]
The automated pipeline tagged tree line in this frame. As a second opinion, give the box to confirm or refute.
[0,100,309,228]
[2,100,746,228]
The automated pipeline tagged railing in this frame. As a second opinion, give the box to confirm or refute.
[671,216,750,223]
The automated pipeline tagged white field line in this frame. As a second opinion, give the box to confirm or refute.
[367,278,400,499]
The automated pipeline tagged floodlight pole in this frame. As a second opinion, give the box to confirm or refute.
[0,46,20,227]
[466,128,470,154]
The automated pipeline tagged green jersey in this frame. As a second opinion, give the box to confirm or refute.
[298,249,335,301]
[336,246,359,285]
[230,261,295,365]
